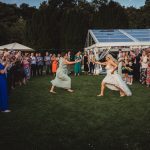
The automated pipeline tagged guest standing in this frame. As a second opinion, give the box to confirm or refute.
[30,53,36,77]
[146,53,150,87]
[23,55,30,83]
[128,61,134,85]
[140,51,148,84]
[44,52,51,75]
[88,51,95,75]
[52,54,58,75]
[15,60,24,86]
[83,52,89,74]
[0,63,11,112]
[74,52,81,76]
[134,51,141,81]
[37,53,44,76]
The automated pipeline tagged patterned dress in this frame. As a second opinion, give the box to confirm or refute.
[140,56,148,84]
[146,63,150,86]
[23,60,30,79]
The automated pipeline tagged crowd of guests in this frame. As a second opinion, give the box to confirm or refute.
[0,50,61,112]
[0,48,150,112]
[117,49,150,87]
[82,48,150,88]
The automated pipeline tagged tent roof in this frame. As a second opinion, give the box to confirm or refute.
[85,29,150,50]
[0,42,34,51]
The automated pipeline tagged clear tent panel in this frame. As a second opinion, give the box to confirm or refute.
[124,29,150,41]
[91,29,133,42]
[137,38,150,41]
[90,29,150,43]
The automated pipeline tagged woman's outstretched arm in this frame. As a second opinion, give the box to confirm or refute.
[64,59,81,65]
[94,61,107,66]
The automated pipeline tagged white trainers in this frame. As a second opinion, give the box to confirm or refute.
[1,110,11,113]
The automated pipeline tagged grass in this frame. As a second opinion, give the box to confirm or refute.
[0,75,150,150]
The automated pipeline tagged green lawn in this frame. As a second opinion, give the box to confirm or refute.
[0,75,150,150]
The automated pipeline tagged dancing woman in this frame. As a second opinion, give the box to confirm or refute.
[50,52,81,93]
[94,54,132,97]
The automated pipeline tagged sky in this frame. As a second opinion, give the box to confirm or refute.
[114,0,145,8]
[0,0,146,8]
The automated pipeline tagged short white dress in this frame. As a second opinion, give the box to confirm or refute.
[103,65,132,96]
[51,58,71,89]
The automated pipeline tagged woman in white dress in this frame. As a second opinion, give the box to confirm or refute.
[94,54,132,97]
[50,52,81,93]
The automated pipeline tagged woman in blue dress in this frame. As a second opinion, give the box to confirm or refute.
[0,62,11,113]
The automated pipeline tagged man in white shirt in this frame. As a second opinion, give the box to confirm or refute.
[30,53,37,77]
[44,52,51,75]
[37,53,44,76]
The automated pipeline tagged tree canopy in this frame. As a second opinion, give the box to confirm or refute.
[0,0,150,51]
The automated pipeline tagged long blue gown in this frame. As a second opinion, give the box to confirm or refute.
[0,63,9,111]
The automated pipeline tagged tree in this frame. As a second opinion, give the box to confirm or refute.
[0,2,20,45]
[92,1,129,29]
[145,0,150,5]
[0,2,20,25]
[92,0,108,11]
[1,0,150,50]
[126,7,140,28]
[39,1,48,9]
[48,0,76,9]
[20,3,37,20]
[9,17,26,43]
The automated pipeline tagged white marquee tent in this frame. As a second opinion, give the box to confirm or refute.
[0,42,34,51]
[85,29,150,52]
